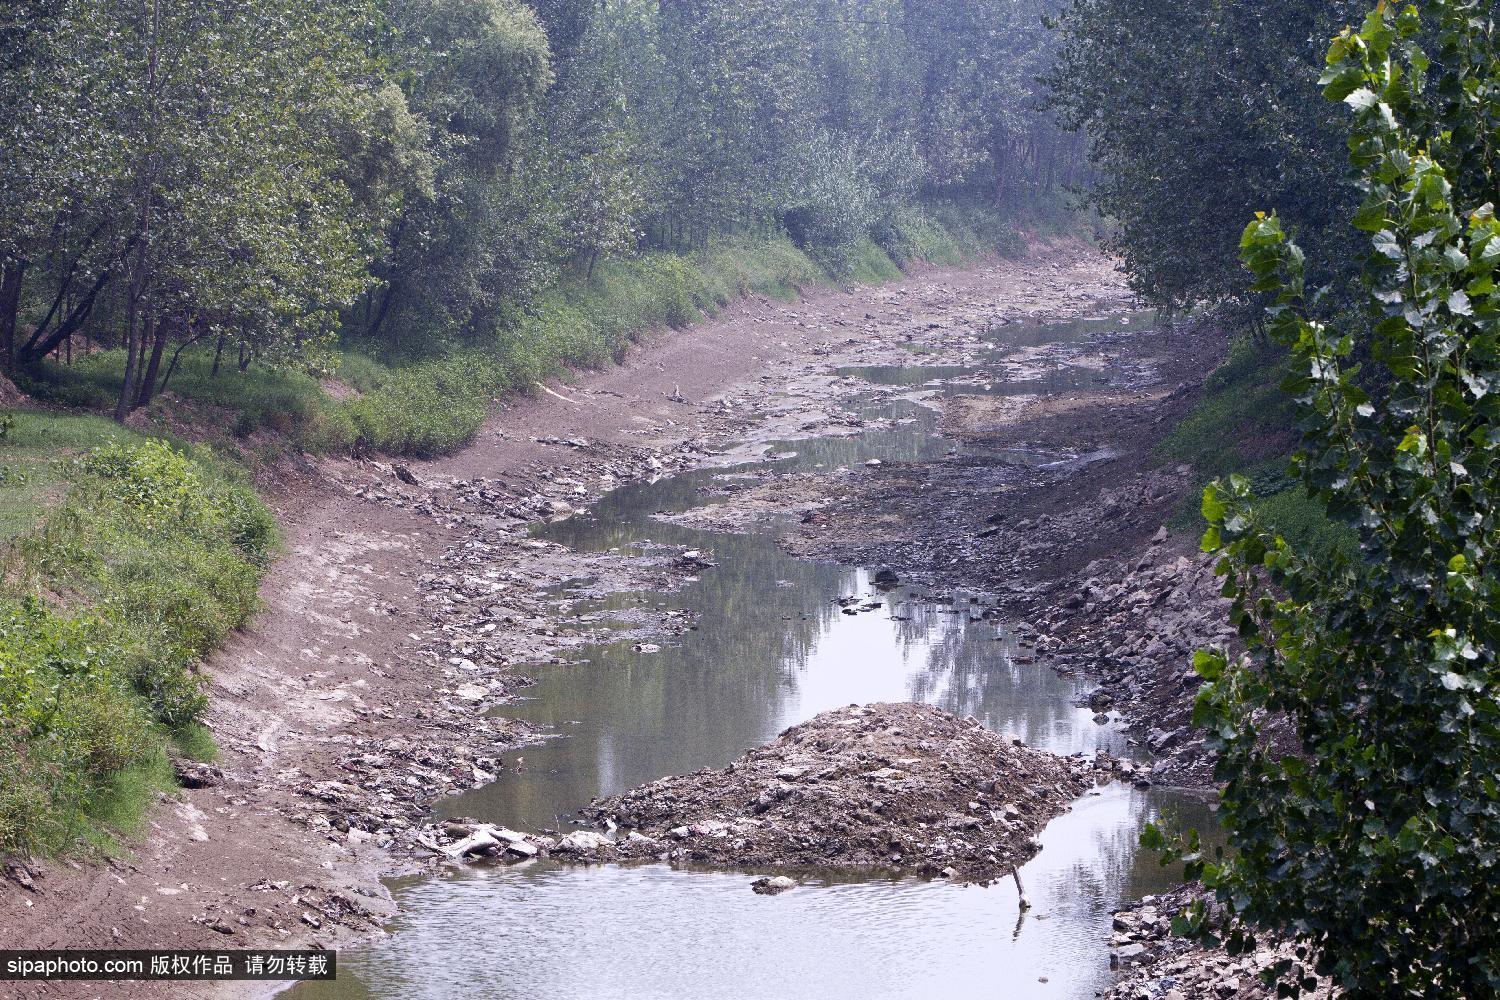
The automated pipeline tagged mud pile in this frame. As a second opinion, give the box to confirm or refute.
[574,702,1114,881]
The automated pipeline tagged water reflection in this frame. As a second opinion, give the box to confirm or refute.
[288,309,1220,1000]
[296,787,1216,1000]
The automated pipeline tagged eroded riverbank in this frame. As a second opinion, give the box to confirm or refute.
[278,258,1229,999]
[3,243,1168,1000]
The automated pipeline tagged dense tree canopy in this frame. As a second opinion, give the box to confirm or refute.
[0,0,1079,415]
[1154,2,1500,996]
[1048,0,1368,316]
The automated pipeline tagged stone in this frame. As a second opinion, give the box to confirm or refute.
[557,831,612,852]
[750,876,797,896]
[172,760,223,789]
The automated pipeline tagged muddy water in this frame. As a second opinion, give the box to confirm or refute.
[294,313,1213,1000]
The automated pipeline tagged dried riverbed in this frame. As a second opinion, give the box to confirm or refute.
[3,243,1233,1000]
[283,254,1230,1000]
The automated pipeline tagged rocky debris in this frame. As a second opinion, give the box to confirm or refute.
[3,862,38,892]
[1104,888,1334,999]
[0,373,31,408]
[699,313,1238,789]
[1022,535,1235,787]
[416,823,546,861]
[576,703,1121,882]
[751,875,797,895]
[273,250,1155,887]
[172,760,224,789]
[676,549,716,571]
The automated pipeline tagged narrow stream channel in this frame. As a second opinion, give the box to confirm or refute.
[293,312,1215,1000]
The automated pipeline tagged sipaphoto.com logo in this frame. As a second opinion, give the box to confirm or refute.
[0,950,335,980]
[6,954,144,979]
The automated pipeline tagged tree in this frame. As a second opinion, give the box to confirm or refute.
[356,0,552,347]
[1,0,393,416]
[1048,0,1368,316]
[1157,3,1500,995]
[0,0,131,374]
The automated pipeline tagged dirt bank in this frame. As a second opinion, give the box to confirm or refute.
[0,241,1135,998]
[1103,887,1335,999]
[572,702,1118,882]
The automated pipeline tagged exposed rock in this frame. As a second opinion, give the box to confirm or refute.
[581,702,1117,881]
[172,760,224,789]
[1103,887,1335,999]
[554,831,612,854]
[751,875,797,895]
[423,823,546,863]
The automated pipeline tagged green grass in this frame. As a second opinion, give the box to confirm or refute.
[17,204,1031,462]
[23,350,333,436]
[338,233,859,456]
[873,199,1029,268]
[0,411,148,539]
[74,748,180,854]
[1158,334,1299,479]
[1163,334,1357,562]
[169,721,220,763]
[844,237,906,284]
[0,437,274,856]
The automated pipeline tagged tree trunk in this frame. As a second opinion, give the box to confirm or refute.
[158,328,206,395]
[135,313,169,409]
[366,281,399,340]
[114,0,161,423]
[0,260,24,374]
[115,290,143,422]
[211,333,226,377]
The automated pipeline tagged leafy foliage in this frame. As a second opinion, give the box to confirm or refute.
[4,0,1079,405]
[0,437,273,854]
[1152,3,1500,995]
[1048,0,1368,316]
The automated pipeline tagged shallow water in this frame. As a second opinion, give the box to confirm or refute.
[292,311,1215,1000]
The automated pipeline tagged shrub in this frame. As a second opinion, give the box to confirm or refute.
[1154,6,1500,995]
[0,439,274,854]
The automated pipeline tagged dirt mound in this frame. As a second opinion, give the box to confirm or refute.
[0,372,28,406]
[576,702,1115,881]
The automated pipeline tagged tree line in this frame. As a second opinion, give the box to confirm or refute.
[0,0,1081,420]
[1055,0,1500,994]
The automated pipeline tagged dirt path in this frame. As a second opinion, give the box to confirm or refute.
[0,241,1133,999]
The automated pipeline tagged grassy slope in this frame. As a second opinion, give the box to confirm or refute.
[0,435,272,856]
[0,201,1032,857]
[23,203,1027,461]
[1159,332,1357,562]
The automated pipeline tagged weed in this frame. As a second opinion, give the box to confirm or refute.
[0,439,270,855]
